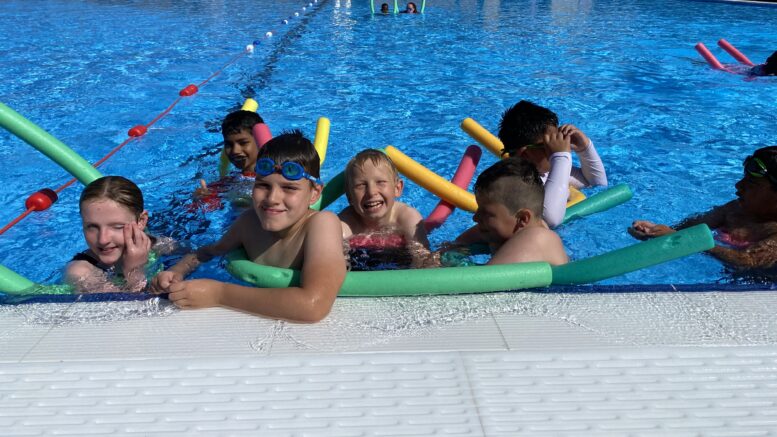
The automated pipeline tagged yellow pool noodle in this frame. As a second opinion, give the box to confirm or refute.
[461,117,504,158]
[385,145,478,212]
[313,117,330,164]
[241,98,259,112]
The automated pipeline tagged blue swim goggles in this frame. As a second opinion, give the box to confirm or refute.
[255,158,322,185]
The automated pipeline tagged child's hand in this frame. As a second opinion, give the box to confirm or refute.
[151,270,183,294]
[628,220,676,240]
[166,279,223,309]
[122,223,151,272]
[559,124,590,152]
[544,131,572,154]
[193,179,212,199]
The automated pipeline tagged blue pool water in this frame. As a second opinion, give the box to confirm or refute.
[0,0,775,292]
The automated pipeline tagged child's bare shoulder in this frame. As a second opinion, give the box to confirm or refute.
[65,259,96,280]
[395,201,423,223]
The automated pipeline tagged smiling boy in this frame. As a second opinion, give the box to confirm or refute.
[153,130,346,322]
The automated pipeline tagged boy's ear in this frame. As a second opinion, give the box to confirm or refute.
[512,209,532,232]
[308,182,323,206]
[137,210,149,231]
[394,177,404,197]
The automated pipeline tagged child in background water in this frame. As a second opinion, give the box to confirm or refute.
[339,149,431,269]
[630,146,777,270]
[749,51,777,77]
[66,176,161,293]
[152,131,346,322]
[194,110,270,209]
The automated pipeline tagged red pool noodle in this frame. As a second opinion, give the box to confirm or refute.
[252,123,273,149]
[424,145,482,232]
[695,42,727,70]
[717,39,755,67]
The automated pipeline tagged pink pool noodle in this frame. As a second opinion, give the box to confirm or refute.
[695,42,726,70]
[718,39,755,67]
[252,123,273,149]
[424,145,482,232]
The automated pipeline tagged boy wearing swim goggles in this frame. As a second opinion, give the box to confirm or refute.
[630,146,777,270]
[153,130,346,322]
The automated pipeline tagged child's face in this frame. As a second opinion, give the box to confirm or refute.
[80,199,147,267]
[735,174,777,218]
[516,125,555,173]
[224,129,259,174]
[347,161,402,223]
[473,195,517,245]
[252,172,321,233]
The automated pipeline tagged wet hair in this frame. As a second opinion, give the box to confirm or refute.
[258,129,320,181]
[407,2,417,10]
[474,156,544,217]
[763,51,777,76]
[498,100,559,157]
[221,110,264,137]
[344,149,399,192]
[79,176,144,219]
[381,2,389,10]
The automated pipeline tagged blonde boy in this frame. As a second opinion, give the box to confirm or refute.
[152,131,346,322]
[339,149,430,250]
[469,156,568,265]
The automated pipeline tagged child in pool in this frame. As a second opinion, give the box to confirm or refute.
[193,110,269,208]
[457,100,607,244]
[66,176,159,293]
[402,2,418,13]
[152,130,346,322]
[630,146,777,270]
[462,156,568,265]
[749,51,777,77]
[380,2,390,13]
[338,149,431,268]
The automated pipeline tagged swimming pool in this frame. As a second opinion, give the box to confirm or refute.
[0,0,775,295]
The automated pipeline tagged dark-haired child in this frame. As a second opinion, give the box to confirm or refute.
[498,100,608,228]
[194,110,269,208]
[630,146,777,269]
[153,130,346,322]
[750,51,777,77]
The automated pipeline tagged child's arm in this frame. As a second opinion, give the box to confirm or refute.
[560,124,607,188]
[629,202,734,240]
[707,237,777,269]
[151,213,245,293]
[165,212,347,322]
[542,131,573,229]
[397,203,430,249]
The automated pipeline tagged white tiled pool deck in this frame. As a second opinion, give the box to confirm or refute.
[2,290,777,436]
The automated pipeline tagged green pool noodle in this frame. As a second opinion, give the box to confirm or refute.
[370,0,375,14]
[551,223,715,285]
[226,250,552,296]
[0,264,36,294]
[0,102,102,186]
[421,0,426,13]
[562,183,632,224]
